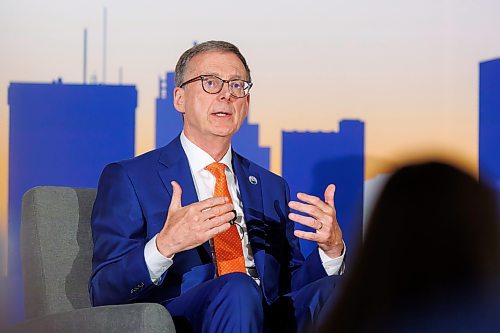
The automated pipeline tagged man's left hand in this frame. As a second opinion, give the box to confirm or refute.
[288,184,344,258]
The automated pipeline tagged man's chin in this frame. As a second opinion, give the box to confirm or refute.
[213,133,235,140]
[211,127,238,139]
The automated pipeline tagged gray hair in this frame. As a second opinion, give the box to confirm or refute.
[174,40,251,87]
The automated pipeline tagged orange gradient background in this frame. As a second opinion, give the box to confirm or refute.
[2,0,500,273]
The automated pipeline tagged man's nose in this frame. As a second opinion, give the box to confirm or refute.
[218,82,232,101]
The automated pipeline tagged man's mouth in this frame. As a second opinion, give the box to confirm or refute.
[212,111,232,117]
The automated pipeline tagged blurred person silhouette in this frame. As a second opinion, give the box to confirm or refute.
[315,161,500,333]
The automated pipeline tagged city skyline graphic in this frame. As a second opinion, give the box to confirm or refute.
[6,54,500,324]
[2,0,500,326]
[4,71,366,325]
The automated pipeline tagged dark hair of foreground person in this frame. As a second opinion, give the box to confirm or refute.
[315,161,500,333]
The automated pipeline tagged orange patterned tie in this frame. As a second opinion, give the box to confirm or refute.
[205,162,246,276]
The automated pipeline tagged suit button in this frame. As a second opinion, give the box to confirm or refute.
[130,282,144,294]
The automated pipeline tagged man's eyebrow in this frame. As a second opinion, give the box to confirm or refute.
[201,72,244,80]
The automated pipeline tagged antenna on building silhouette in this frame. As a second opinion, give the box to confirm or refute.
[83,28,88,84]
[102,7,107,84]
[119,66,123,85]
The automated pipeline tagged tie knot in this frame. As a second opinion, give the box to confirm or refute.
[205,162,226,178]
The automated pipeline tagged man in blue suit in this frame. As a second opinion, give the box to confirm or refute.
[90,41,345,332]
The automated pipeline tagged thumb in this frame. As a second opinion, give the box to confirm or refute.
[169,181,183,210]
[324,184,336,208]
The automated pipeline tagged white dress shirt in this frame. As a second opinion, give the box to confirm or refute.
[144,131,345,284]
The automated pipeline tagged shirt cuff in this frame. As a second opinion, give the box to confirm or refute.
[144,234,174,284]
[318,240,346,276]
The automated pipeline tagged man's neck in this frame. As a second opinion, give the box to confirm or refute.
[183,132,230,162]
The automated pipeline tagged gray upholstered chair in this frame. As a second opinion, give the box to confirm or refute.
[8,186,175,332]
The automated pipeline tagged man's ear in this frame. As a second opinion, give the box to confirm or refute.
[173,87,185,113]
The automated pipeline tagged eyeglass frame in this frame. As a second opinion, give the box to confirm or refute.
[179,74,253,98]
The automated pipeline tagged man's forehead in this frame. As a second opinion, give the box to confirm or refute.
[187,51,246,78]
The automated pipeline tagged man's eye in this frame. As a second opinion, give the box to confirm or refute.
[230,81,243,90]
[205,79,218,87]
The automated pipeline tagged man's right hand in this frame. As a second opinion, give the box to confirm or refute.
[156,180,234,258]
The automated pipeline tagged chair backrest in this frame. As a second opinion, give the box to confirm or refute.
[21,186,96,319]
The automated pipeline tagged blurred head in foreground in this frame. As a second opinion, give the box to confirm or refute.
[317,161,500,332]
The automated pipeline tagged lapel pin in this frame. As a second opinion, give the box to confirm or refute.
[249,175,258,185]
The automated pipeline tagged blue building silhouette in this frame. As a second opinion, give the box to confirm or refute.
[156,72,183,147]
[7,80,137,323]
[282,120,365,261]
[232,118,270,169]
[479,59,500,195]
[155,71,270,169]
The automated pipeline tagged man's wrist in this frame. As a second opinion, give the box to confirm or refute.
[156,233,175,258]
[319,241,346,276]
[144,234,174,283]
[322,243,344,259]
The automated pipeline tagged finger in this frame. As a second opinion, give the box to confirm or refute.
[197,196,229,211]
[288,200,324,220]
[169,181,183,210]
[206,211,236,228]
[206,222,232,238]
[324,184,336,209]
[296,192,332,213]
[294,229,321,241]
[289,213,322,230]
[200,203,234,221]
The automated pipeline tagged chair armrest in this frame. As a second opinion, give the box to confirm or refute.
[5,303,175,333]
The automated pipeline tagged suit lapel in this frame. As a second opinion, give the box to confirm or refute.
[157,136,212,256]
[232,151,268,279]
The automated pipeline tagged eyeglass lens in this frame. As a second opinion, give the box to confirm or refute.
[202,76,249,97]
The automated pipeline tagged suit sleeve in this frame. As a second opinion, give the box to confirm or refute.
[89,163,160,306]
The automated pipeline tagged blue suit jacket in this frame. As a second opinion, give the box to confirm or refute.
[89,136,327,307]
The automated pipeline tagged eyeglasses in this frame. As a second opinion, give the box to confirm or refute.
[179,75,253,98]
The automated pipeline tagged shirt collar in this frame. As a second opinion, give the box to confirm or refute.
[180,131,234,173]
